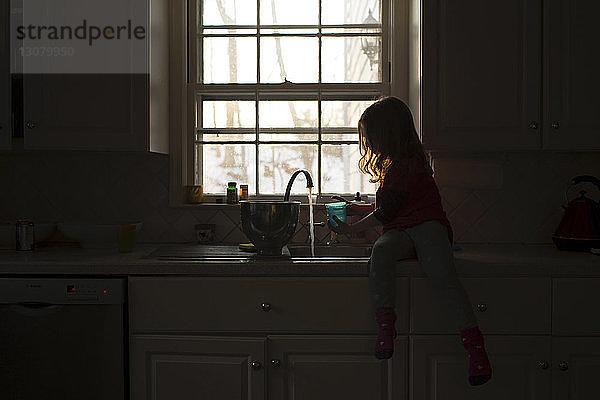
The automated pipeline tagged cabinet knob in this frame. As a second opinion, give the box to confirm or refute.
[271,359,281,368]
[528,121,538,130]
[551,121,560,129]
[26,121,38,129]
[558,361,569,371]
[251,360,262,370]
[537,360,549,370]
[476,303,487,312]
[261,302,271,312]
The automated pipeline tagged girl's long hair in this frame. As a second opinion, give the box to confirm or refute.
[358,96,432,183]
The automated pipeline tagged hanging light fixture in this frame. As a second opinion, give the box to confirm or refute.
[360,9,379,70]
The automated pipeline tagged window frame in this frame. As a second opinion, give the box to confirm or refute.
[169,0,409,204]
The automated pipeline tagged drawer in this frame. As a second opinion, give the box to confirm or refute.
[410,278,550,333]
[553,278,600,335]
[130,277,409,333]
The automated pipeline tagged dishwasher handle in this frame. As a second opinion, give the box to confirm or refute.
[17,301,58,309]
[10,302,60,317]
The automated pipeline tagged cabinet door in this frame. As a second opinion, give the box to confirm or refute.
[422,0,541,151]
[552,338,600,400]
[544,0,600,150]
[130,335,266,400]
[23,73,148,150]
[553,278,600,335]
[268,335,407,400]
[0,0,9,148]
[411,335,551,400]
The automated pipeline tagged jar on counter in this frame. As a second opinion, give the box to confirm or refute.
[227,182,238,204]
[239,184,249,201]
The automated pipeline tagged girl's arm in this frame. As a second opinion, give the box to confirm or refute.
[330,211,381,234]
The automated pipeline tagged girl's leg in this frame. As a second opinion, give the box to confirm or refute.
[403,221,476,330]
[404,220,492,386]
[369,229,416,307]
[368,229,416,359]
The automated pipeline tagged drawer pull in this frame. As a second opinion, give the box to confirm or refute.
[476,303,487,312]
[261,302,272,312]
[251,360,262,370]
[558,361,569,371]
[271,359,281,368]
[537,361,549,370]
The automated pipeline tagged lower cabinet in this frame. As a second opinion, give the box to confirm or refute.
[410,335,552,400]
[131,334,407,400]
[552,338,600,400]
[268,335,407,400]
[129,276,600,399]
[130,335,266,400]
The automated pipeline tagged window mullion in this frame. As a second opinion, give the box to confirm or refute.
[255,1,261,196]
[317,0,322,195]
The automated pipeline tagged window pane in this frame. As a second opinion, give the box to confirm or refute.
[202,101,256,128]
[322,36,381,83]
[260,37,318,83]
[201,0,257,25]
[322,100,374,128]
[203,37,257,83]
[259,0,318,25]
[259,144,317,194]
[259,101,318,128]
[201,144,256,193]
[321,144,378,194]
[321,0,381,25]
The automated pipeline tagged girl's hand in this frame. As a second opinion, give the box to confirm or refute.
[329,216,354,235]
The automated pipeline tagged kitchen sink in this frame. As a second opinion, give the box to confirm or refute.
[286,244,372,258]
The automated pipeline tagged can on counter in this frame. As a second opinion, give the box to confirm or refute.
[16,220,34,251]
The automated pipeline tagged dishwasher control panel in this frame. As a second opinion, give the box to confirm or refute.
[0,278,125,304]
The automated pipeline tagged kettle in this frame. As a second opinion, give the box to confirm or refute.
[553,175,600,251]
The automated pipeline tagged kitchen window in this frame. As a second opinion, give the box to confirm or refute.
[189,0,394,196]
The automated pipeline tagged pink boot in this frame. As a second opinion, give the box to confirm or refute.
[375,307,397,359]
[460,326,492,386]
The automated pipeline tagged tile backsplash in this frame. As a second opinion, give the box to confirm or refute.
[1,151,598,244]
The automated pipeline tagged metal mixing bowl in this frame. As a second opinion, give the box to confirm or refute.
[239,200,301,256]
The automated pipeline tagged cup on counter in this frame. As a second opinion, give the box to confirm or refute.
[326,202,347,227]
[195,224,215,244]
[185,185,204,204]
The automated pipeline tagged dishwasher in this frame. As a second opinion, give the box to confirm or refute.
[0,278,126,399]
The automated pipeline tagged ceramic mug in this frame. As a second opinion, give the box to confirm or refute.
[195,223,215,243]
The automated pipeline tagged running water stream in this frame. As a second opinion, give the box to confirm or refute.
[308,187,315,257]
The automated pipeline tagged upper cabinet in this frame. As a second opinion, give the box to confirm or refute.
[420,0,600,151]
[0,1,10,149]
[22,74,150,151]
[5,0,169,153]
[543,0,600,150]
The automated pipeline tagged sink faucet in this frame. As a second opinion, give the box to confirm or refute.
[284,169,314,201]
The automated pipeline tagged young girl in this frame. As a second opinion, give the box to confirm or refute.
[330,96,492,386]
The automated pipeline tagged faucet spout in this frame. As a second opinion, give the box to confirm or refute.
[284,169,314,201]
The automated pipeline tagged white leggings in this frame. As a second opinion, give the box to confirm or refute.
[368,220,477,331]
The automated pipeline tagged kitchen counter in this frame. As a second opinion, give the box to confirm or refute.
[0,243,598,276]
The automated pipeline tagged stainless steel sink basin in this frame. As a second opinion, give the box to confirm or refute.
[287,245,372,258]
